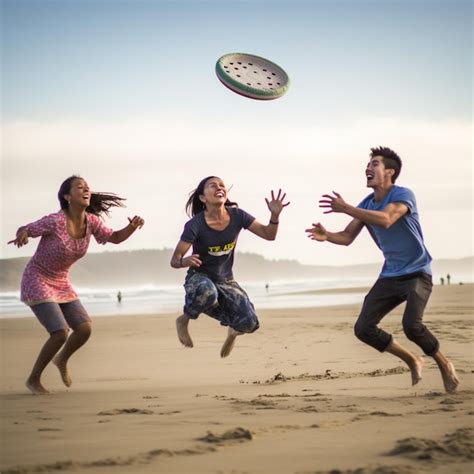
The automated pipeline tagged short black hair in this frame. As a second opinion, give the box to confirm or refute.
[370,146,402,183]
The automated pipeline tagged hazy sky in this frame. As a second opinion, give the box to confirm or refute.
[1,0,472,267]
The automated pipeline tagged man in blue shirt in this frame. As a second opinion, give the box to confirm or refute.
[306,147,459,393]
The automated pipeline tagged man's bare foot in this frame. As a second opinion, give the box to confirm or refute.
[409,356,424,386]
[220,327,243,358]
[440,361,460,393]
[176,315,193,348]
[52,355,72,387]
[26,378,51,395]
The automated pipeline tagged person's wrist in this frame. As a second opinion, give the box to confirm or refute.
[269,219,279,225]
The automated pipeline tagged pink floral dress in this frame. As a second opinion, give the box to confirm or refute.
[20,211,114,306]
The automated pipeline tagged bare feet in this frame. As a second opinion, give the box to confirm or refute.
[26,378,51,395]
[409,356,424,386]
[176,315,193,348]
[220,327,243,358]
[440,361,460,393]
[52,355,72,387]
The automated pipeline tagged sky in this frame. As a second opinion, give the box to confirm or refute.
[1,0,472,267]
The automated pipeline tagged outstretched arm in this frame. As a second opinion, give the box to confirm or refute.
[108,216,145,244]
[247,189,290,241]
[170,240,202,269]
[319,192,408,229]
[306,218,364,246]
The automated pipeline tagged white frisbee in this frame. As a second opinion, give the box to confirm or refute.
[215,53,290,100]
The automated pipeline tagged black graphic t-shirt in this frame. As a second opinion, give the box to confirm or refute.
[180,207,255,282]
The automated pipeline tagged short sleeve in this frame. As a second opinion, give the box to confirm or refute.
[237,208,256,229]
[25,213,57,238]
[180,218,199,243]
[390,187,416,214]
[88,213,114,244]
[357,194,373,209]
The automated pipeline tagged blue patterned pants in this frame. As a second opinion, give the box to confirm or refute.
[183,271,259,333]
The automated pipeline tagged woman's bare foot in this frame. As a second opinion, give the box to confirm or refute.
[26,378,51,395]
[176,315,193,347]
[440,361,460,393]
[220,327,243,358]
[52,355,72,387]
[409,356,424,386]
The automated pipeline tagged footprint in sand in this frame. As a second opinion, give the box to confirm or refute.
[97,408,154,416]
[198,427,253,445]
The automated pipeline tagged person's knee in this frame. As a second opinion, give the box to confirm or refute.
[403,322,422,342]
[51,328,68,344]
[74,322,92,339]
[354,318,368,341]
[195,282,218,307]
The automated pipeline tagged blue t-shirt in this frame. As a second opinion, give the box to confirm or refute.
[357,185,432,278]
[180,207,255,282]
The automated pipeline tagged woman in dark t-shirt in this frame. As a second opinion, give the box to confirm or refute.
[170,176,289,358]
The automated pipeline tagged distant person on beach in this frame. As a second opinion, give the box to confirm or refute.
[117,291,122,303]
[446,273,451,285]
[170,176,289,357]
[440,277,445,285]
[8,176,144,395]
[265,283,269,293]
[306,147,459,393]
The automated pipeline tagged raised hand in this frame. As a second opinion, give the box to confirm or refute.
[128,216,145,229]
[305,223,328,242]
[319,191,347,214]
[7,228,29,248]
[265,189,290,216]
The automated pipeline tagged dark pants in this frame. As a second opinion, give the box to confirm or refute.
[354,272,439,356]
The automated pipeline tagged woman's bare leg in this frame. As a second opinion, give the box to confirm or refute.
[26,329,68,395]
[53,322,91,387]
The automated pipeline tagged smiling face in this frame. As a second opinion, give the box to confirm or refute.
[200,177,227,207]
[365,156,394,188]
[64,178,91,208]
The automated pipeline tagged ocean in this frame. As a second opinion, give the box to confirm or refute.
[0,277,376,319]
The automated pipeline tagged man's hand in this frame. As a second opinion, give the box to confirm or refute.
[305,222,328,242]
[319,191,348,214]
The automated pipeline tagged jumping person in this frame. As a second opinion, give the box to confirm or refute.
[170,176,289,358]
[8,176,145,394]
[306,147,459,393]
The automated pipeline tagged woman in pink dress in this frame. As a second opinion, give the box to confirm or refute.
[8,175,145,395]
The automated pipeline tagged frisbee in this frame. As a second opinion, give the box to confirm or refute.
[215,53,289,100]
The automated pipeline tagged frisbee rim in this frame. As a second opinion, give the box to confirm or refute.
[215,52,290,100]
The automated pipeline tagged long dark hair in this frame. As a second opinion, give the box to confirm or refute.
[185,176,237,217]
[58,175,126,217]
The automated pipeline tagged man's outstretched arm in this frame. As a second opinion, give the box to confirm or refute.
[319,192,408,229]
[306,218,364,246]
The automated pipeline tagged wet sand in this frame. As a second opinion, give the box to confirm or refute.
[1,283,473,473]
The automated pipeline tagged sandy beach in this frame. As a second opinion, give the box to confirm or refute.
[1,283,472,474]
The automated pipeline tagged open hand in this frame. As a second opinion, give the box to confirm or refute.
[319,191,347,214]
[305,223,328,242]
[265,189,290,216]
